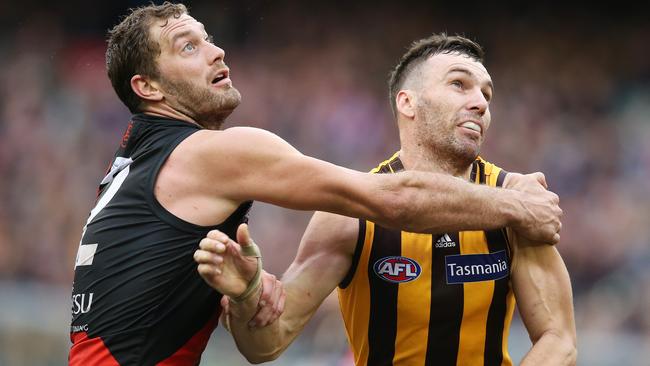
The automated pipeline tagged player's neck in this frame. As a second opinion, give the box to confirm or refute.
[140,103,200,126]
[139,104,227,130]
[399,146,472,181]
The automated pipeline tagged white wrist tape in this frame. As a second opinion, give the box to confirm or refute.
[230,240,262,303]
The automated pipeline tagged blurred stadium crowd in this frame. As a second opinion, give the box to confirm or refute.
[0,0,648,365]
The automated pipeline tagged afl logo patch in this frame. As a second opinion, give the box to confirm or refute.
[373,256,422,283]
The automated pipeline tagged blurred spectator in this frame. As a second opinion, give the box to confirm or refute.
[0,1,649,364]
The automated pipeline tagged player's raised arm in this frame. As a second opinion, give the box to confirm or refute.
[178,126,561,243]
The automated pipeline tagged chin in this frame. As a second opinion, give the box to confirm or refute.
[221,88,241,108]
[453,143,480,165]
[467,148,480,162]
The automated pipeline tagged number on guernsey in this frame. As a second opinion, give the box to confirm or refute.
[74,157,133,268]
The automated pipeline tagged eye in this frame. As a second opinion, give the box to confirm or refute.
[183,42,195,52]
[205,35,214,44]
[483,92,492,102]
[451,80,464,88]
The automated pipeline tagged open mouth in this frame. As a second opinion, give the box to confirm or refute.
[211,70,229,85]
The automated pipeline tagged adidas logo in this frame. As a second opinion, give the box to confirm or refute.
[435,234,456,248]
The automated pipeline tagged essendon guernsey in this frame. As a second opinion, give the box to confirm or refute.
[69,114,251,365]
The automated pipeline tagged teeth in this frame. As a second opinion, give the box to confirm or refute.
[460,121,481,133]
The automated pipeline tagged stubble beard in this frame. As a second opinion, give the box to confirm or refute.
[416,99,481,174]
[161,77,241,130]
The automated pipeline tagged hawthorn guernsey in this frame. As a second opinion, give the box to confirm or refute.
[337,157,520,365]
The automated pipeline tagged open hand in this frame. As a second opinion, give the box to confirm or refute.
[194,224,259,298]
[195,224,285,327]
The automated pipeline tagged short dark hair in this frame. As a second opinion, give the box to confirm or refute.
[106,2,188,113]
[388,33,485,115]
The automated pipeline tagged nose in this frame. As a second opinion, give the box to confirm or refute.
[467,88,488,116]
[206,42,225,65]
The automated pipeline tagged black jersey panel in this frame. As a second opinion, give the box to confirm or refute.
[70,114,251,365]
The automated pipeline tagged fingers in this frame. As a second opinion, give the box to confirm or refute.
[539,221,562,245]
[549,218,562,245]
[206,229,230,242]
[197,262,221,276]
[549,191,560,205]
[253,279,284,327]
[194,245,225,276]
[505,172,549,194]
[195,235,228,279]
[264,279,285,326]
[256,284,286,328]
[199,235,228,253]
[277,286,286,315]
[502,172,520,189]
[250,273,284,328]
[552,233,561,245]
[194,249,224,265]
[219,295,231,332]
[533,172,548,189]
[221,294,231,314]
[258,271,276,308]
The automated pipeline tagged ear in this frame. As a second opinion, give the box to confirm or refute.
[396,90,416,119]
[130,74,163,103]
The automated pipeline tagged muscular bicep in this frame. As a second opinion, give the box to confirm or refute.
[279,211,358,332]
[212,127,390,219]
[509,230,576,344]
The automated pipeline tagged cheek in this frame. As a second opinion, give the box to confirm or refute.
[483,113,491,132]
[160,58,203,79]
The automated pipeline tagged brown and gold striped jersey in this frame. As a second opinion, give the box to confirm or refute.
[338,152,515,366]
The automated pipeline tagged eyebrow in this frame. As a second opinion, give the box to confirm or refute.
[169,23,207,47]
[447,67,494,92]
[170,30,193,47]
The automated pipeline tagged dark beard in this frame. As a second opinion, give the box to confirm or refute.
[160,77,241,129]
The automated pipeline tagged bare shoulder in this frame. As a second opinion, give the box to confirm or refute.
[219,126,299,153]
[181,126,294,153]
[172,127,299,172]
[221,126,292,143]
[155,128,273,225]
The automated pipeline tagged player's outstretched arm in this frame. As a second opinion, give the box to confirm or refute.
[196,212,357,363]
[509,230,577,365]
[185,127,562,243]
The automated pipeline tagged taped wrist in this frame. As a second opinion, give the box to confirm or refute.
[230,240,262,304]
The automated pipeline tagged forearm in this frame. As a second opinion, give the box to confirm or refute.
[222,213,354,364]
[521,331,577,366]
[384,171,521,233]
[511,231,577,366]
[228,317,284,364]
[226,289,284,363]
[227,286,308,363]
